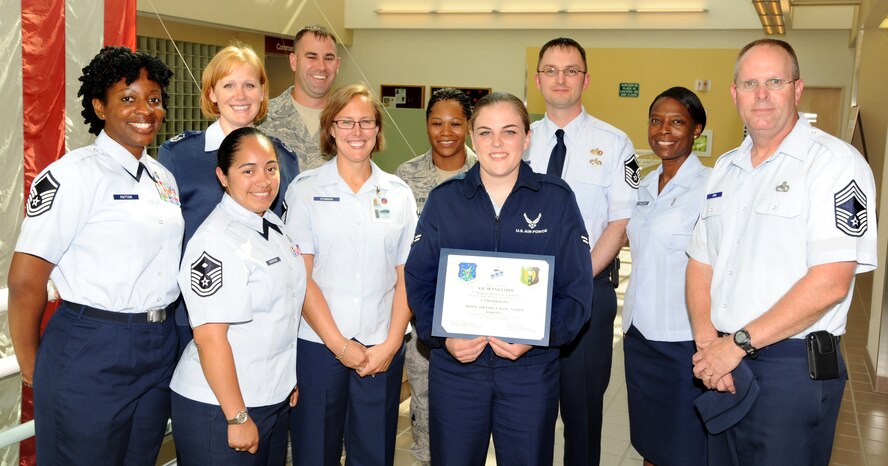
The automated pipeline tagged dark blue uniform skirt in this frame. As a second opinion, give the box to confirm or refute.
[624,325,707,466]
[171,393,290,466]
[33,301,177,466]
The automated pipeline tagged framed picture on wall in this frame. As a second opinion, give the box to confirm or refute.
[430,86,492,107]
[693,129,713,157]
[380,85,425,109]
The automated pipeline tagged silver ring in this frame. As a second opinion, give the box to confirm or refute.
[371,374,376,378]
[235,448,241,452]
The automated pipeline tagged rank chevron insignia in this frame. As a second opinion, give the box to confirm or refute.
[191,252,223,297]
[834,180,867,237]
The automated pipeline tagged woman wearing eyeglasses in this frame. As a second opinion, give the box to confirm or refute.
[283,83,417,465]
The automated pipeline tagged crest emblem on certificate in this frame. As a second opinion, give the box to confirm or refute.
[191,252,223,297]
[26,171,60,217]
[458,262,477,282]
[520,267,540,286]
[834,180,867,237]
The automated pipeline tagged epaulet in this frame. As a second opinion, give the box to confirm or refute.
[162,130,202,147]
[713,147,739,168]
[269,135,295,155]
[537,173,573,193]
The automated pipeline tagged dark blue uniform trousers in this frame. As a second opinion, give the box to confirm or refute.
[560,273,616,465]
[290,338,405,466]
[707,339,846,466]
[171,393,290,466]
[429,348,560,466]
[33,301,177,466]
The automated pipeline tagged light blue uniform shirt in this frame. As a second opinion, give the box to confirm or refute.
[525,110,638,243]
[284,158,418,345]
[171,194,306,407]
[687,118,877,337]
[623,154,710,341]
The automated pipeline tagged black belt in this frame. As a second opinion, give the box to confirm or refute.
[62,300,175,324]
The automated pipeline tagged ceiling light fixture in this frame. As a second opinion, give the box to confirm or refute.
[751,0,785,35]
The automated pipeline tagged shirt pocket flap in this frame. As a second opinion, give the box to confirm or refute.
[754,196,802,218]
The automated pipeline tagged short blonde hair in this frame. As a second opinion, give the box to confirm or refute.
[319,83,385,158]
[200,43,269,121]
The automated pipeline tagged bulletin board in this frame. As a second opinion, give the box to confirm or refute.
[380,85,425,109]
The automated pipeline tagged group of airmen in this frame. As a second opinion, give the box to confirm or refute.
[7,20,876,466]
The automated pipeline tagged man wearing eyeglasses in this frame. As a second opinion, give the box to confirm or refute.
[524,37,639,466]
[686,39,876,465]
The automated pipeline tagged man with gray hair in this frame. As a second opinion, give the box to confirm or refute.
[687,38,876,464]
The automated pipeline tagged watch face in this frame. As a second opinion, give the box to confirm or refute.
[734,330,749,345]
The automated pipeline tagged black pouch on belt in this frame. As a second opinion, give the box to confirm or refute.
[806,330,839,380]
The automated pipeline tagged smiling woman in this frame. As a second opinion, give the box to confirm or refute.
[283,83,418,465]
[157,43,300,356]
[8,46,183,465]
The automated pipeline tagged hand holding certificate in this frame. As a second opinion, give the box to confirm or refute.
[432,248,554,346]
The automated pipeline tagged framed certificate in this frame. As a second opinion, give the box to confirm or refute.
[432,248,554,346]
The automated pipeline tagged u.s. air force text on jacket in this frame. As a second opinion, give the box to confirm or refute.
[16,130,184,312]
[171,194,306,407]
[687,117,878,336]
[283,159,418,345]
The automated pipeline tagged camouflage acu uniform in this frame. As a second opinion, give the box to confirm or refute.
[258,87,327,171]
[395,146,476,462]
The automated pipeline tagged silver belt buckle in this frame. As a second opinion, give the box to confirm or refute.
[146,307,167,323]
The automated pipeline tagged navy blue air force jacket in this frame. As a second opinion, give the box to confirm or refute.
[405,161,594,367]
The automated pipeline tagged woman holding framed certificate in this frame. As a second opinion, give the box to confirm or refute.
[405,92,594,465]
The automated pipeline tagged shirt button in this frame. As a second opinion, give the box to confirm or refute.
[289,344,295,349]
[742,207,749,213]
[728,271,733,277]
[158,272,163,277]
[159,245,164,250]
[158,219,164,224]
[722,304,728,309]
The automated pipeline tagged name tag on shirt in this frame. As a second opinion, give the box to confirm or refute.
[706,192,723,199]
[266,257,281,266]
[636,201,650,206]
[313,196,340,202]
[113,194,139,200]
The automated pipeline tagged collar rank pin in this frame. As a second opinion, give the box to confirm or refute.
[776,181,790,192]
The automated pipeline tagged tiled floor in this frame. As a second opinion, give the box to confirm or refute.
[390,249,888,466]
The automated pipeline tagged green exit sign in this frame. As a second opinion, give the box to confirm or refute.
[619,83,639,97]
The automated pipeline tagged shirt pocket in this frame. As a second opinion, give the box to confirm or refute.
[753,195,804,259]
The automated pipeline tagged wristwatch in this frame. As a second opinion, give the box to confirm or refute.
[733,329,758,358]
[226,409,249,425]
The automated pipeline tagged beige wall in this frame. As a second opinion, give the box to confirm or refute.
[335,28,856,169]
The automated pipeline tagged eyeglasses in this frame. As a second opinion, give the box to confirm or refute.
[537,67,586,78]
[333,119,378,130]
[735,78,797,92]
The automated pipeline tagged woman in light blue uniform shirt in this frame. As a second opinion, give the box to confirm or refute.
[170,128,305,465]
[284,84,417,466]
[623,87,710,466]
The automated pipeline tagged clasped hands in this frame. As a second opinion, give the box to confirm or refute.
[692,335,746,394]
[445,336,532,363]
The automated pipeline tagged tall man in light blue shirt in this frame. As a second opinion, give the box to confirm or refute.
[524,37,639,466]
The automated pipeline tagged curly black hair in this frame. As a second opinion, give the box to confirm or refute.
[78,46,174,136]
[426,88,473,122]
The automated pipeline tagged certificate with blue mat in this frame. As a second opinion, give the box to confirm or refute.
[432,248,554,346]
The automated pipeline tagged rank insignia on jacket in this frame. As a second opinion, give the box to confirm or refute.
[26,171,60,217]
[191,252,223,297]
[624,155,640,189]
[834,180,867,237]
